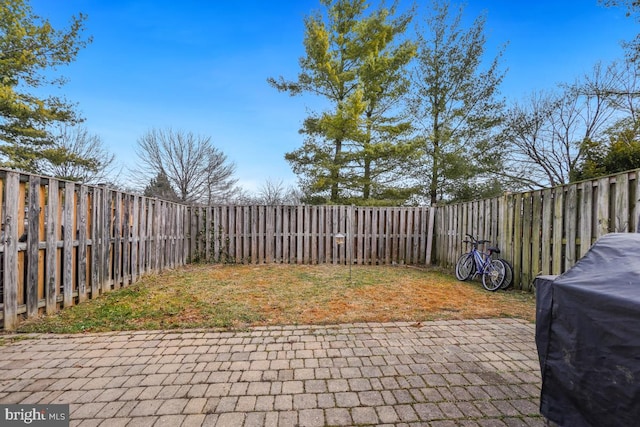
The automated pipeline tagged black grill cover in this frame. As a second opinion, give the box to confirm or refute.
[535,233,640,427]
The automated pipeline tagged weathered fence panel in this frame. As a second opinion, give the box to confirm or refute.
[6,165,639,328]
[187,205,432,266]
[0,170,189,330]
[433,169,640,290]
[0,168,435,330]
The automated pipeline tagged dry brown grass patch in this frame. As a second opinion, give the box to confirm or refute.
[17,264,535,333]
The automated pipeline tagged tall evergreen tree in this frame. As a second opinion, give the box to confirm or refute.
[269,0,416,204]
[0,0,90,171]
[346,5,418,204]
[408,0,506,205]
[144,172,179,202]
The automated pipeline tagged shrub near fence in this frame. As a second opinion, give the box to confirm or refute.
[0,170,189,331]
[433,168,640,291]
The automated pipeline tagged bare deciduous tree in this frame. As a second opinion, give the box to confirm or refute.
[255,178,303,205]
[504,62,623,187]
[135,128,237,204]
[40,125,118,184]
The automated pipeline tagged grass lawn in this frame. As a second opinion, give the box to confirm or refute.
[16,264,536,333]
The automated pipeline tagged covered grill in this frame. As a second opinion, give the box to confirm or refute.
[534,233,640,426]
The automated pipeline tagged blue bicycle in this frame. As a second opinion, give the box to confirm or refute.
[455,234,507,291]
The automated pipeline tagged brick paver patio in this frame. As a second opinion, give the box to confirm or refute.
[0,319,543,426]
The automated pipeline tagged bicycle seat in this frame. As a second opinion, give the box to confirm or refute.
[487,247,500,254]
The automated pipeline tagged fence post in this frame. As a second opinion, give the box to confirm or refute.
[62,182,74,308]
[78,185,88,302]
[26,176,40,318]
[3,172,19,330]
[425,206,436,265]
[46,179,59,312]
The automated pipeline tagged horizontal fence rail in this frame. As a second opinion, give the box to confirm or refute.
[186,205,433,266]
[433,169,640,291]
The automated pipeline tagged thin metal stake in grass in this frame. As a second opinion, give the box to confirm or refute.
[334,232,351,282]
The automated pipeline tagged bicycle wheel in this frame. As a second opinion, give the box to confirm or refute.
[499,259,513,289]
[455,253,475,281]
[482,259,506,291]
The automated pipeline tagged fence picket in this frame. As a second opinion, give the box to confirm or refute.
[26,176,40,317]
[3,172,19,330]
[46,180,60,312]
[78,186,88,302]
[564,185,578,271]
[63,183,75,307]
[579,182,593,258]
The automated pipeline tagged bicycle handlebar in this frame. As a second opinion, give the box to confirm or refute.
[465,233,490,244]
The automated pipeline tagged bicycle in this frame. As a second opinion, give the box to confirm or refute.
[455,234,508,291]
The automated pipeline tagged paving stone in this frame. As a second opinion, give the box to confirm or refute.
[334,391,360,408]
[376,405,400,423]
[274,394,293,411]
[298,408,324,427]
[71,402,107,419]
[235,395,256,412]
[277,410,298,427]
[395,404,419,422]
[95,401,126,419]
[114,401,138,418]
[154,415,185,427]
[316,393,335,408]
[327,379,349,392]
[182,397,207,414]
[155,398,188,415]
[324,407,352,426]
[293,393,317,410]
[244,412,266,427]
[352,406,379,425]
[304,379,327,393]
[181,414,206,426]
[255,395,275,411]
[215,396,238,413]
[0,320,542,426]
[282,380,304,394]
[97,417,130,427]
[128,400,164,417]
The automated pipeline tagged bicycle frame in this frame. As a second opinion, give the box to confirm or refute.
[470,246,492,279]
[456,233,508,291]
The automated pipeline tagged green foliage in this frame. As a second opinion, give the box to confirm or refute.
[0,0,91,171]
[573,123,640,181]
[445,178,506,204]
[144,171,179,201]
[272,0,417,205]
[408,0,506,205]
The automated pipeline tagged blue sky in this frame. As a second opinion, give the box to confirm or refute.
[31,0,637,192]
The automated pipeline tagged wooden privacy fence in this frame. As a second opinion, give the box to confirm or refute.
[0,168,434,330]
[0,170,189,330]
[433,168,640,291]
[186,204,433,266]
[6,165,638,329]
